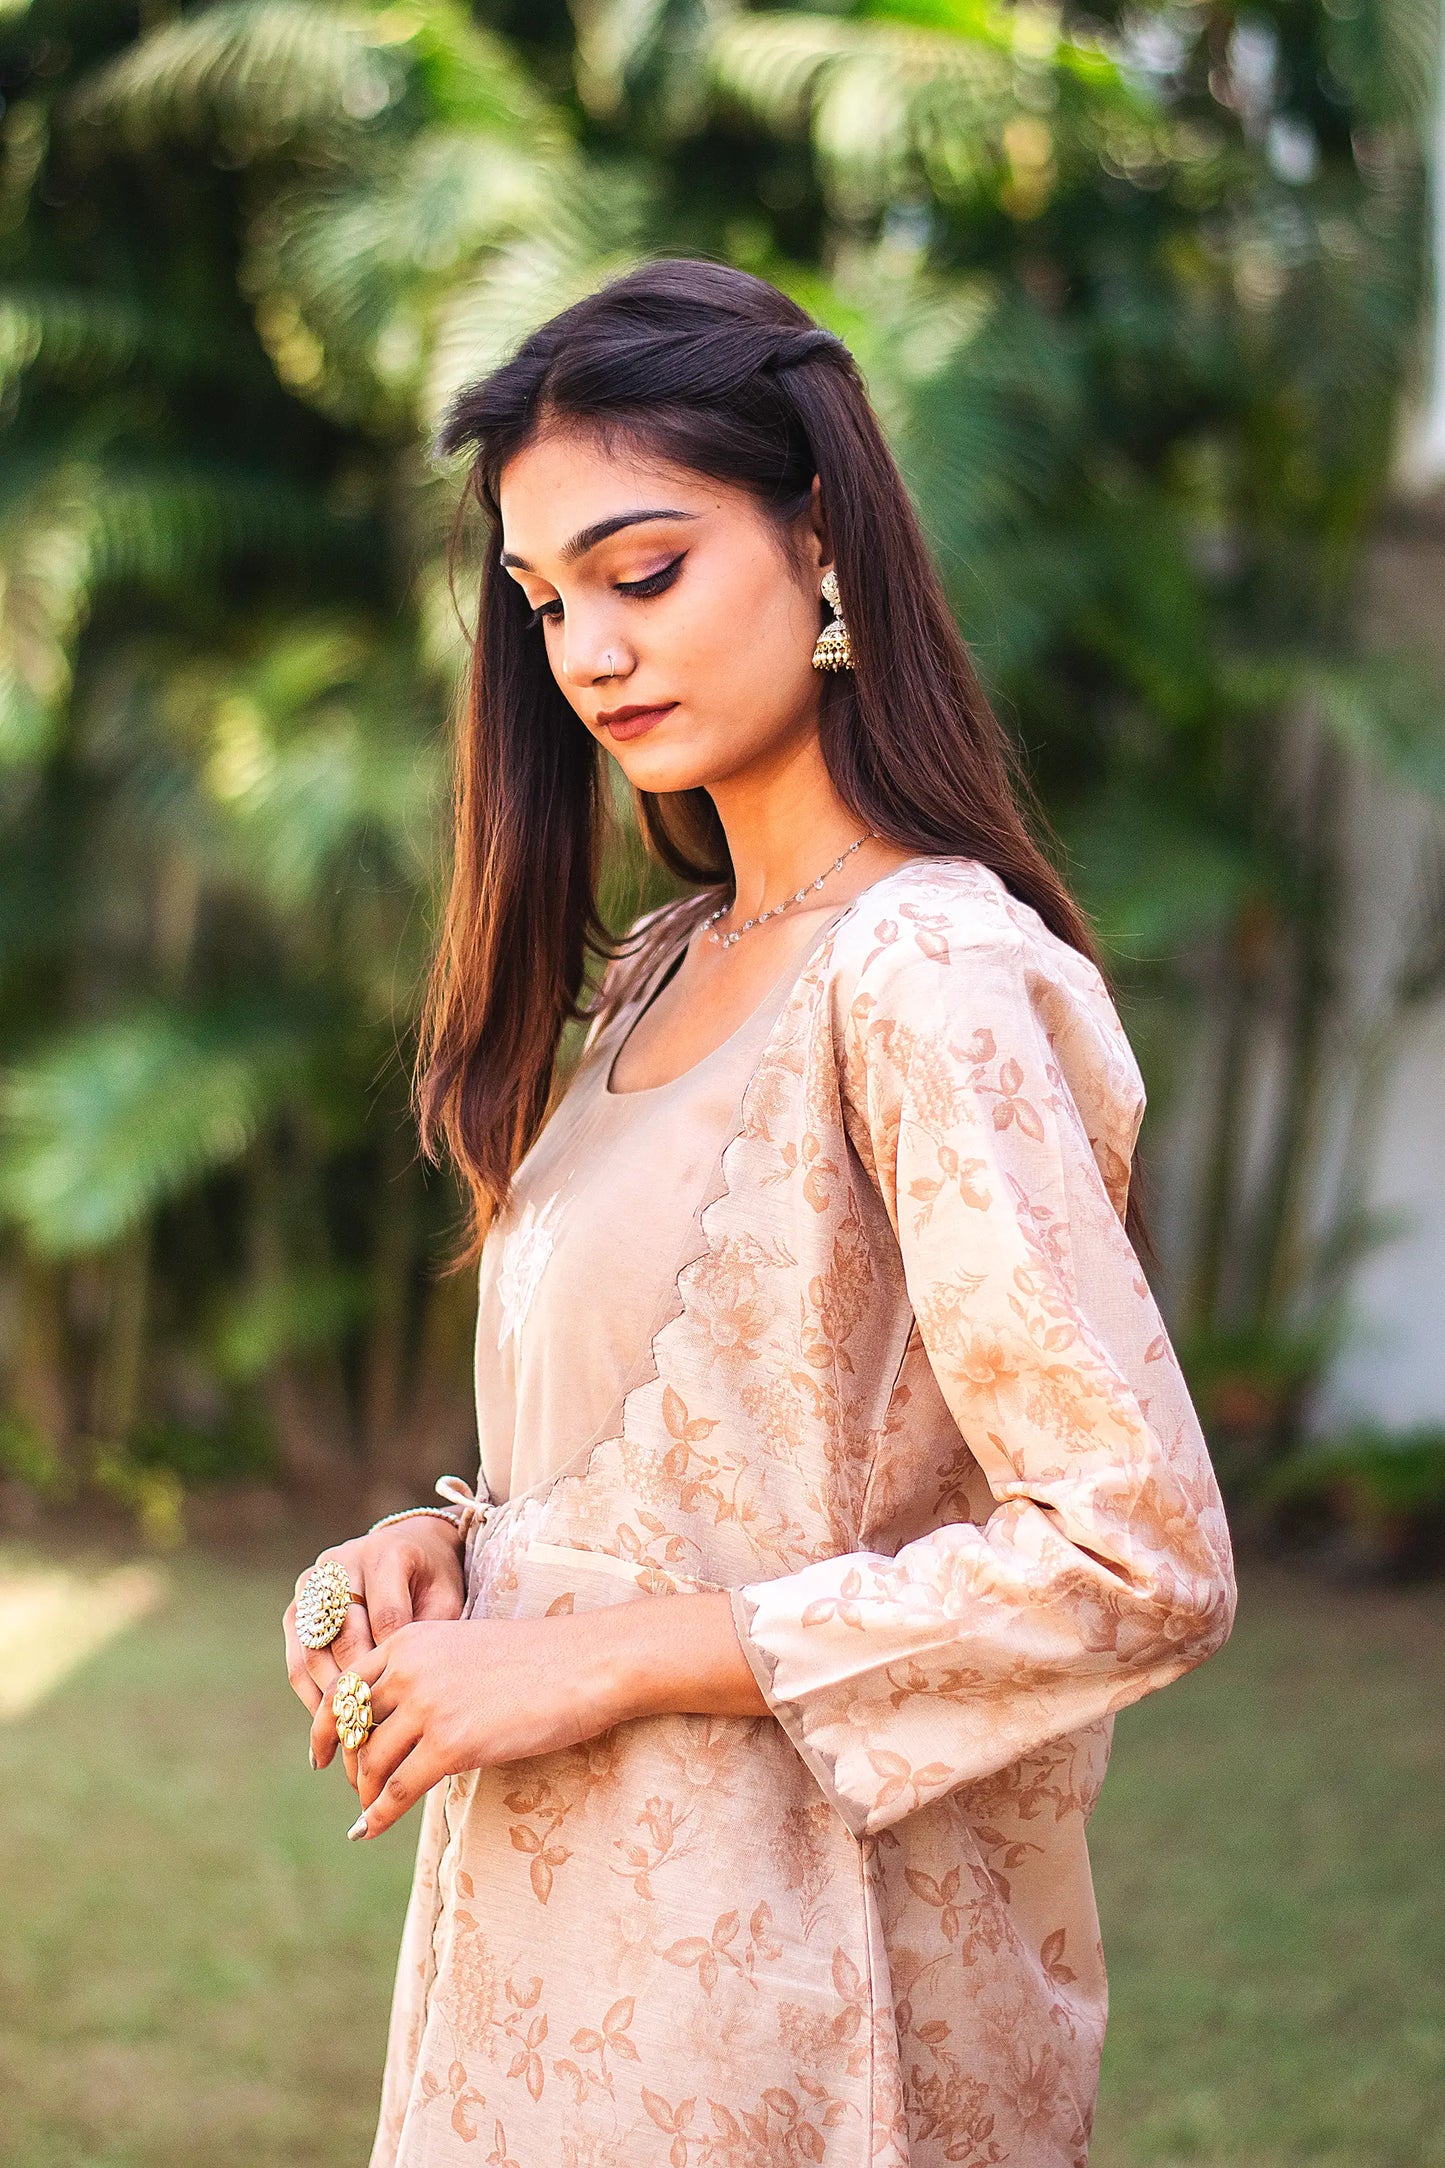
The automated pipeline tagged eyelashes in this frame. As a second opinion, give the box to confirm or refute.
[524,551,687,629]
[618,551,687,600]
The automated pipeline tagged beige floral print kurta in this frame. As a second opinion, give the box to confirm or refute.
[369,857,1236,2168]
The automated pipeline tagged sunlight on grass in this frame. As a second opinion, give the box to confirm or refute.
[0,1552,167,1719]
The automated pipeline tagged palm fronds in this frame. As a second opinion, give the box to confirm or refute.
[0,0,1434,1510]
[242,126,565,424]
[425,174,654,426]
[0,460,371,762]
[0,288,222,397]
[0,1000,322,1253]
[708,5,1151,220]
[66,0,404,157]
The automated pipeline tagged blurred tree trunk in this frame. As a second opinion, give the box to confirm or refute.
[1247,726,1344,1332]
[91,1226,151,1446]
[9,1254,73,1459]
[248,1134,353,1494]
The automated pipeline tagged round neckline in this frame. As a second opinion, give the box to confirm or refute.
[601,853,941,1101]
[602,921,810,1100]
[477,850,958,1524]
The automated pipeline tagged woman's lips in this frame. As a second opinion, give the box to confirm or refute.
[597,703,676,742]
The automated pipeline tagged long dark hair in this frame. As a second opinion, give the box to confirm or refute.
[416,259,1148,1263]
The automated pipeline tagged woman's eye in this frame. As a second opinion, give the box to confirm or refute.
[617,552,686,599]
[521,551,684,628]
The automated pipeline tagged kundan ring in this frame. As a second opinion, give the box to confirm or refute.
[296,1558,364,1651]
[332,1671,374,1752]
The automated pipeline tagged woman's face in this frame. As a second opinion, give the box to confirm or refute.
[495,424,829,794]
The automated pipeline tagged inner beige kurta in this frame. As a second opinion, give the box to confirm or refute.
[370,857,1237,2168]
[474,911,836,1507]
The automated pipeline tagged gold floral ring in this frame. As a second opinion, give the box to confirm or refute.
[296,1559,364,1651]
[332,1671,374,1752]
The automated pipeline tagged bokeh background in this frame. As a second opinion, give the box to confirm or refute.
[1,0,1443,2161]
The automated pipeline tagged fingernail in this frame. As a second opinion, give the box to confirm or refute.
[308,1747,318,1771]
[347,1813,368,1841]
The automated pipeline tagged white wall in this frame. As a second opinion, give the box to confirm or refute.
[1318,994,1445,1427]
[1315,525,1445,1430]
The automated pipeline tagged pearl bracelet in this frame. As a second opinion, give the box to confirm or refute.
[367,1474,494,1545]
[366,1504,463,1534]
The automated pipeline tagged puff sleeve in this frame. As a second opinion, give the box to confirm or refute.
[727,915,1236,1838]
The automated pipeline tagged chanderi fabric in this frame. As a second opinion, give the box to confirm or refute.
[369,857,1236,2168]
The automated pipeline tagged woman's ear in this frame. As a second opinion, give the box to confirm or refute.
[805,473,834,583]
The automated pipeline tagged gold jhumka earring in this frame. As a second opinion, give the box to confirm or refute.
[811,567,853,671]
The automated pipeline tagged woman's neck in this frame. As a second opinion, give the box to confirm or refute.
[708,736,875,919]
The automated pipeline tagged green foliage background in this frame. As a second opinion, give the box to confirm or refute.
[0,0,1440,1527]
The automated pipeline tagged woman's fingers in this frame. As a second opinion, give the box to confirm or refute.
[294,1554,378,1766]
[287,1526,466,1770]
[325,1596,378,1672]
[305,1648,348,1767]
[320,1639,397,1781]
[349,1739,444,1840]
[313,1680,361,1776]
[354,1710,422,1812]
[414,1569,465,1621]
[336,1634,391,1690]
[303,1601,377,1760]
[359,1549,417,1644]
[314,1630,399,1776]
[409,1526,467,1621]
[282,1604,323,1716]
[302,1592,376,1699]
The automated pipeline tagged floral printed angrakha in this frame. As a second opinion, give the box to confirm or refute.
[369,857,1236,2168]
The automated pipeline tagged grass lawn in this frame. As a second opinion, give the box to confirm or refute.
[0,1543,1439,2167]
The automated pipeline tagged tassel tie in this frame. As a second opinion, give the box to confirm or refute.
[367,1474,499,1569]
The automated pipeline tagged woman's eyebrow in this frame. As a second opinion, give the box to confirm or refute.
[500,508,698,572]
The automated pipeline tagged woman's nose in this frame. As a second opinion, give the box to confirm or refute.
[560,612,632,688]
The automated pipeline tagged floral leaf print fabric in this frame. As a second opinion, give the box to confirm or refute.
[368,859,1235,2168]
[729,892,1236,1839]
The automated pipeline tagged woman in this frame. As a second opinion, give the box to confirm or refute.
[284,258,1235,2168]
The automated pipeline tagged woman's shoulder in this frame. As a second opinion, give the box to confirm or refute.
[826,854,1094,992]
[824,853,1144,1122]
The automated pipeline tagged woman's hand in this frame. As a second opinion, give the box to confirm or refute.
[282,1516,466,1773]
[344,1591,768,1839]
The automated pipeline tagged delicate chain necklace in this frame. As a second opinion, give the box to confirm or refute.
[701,832,876,950]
